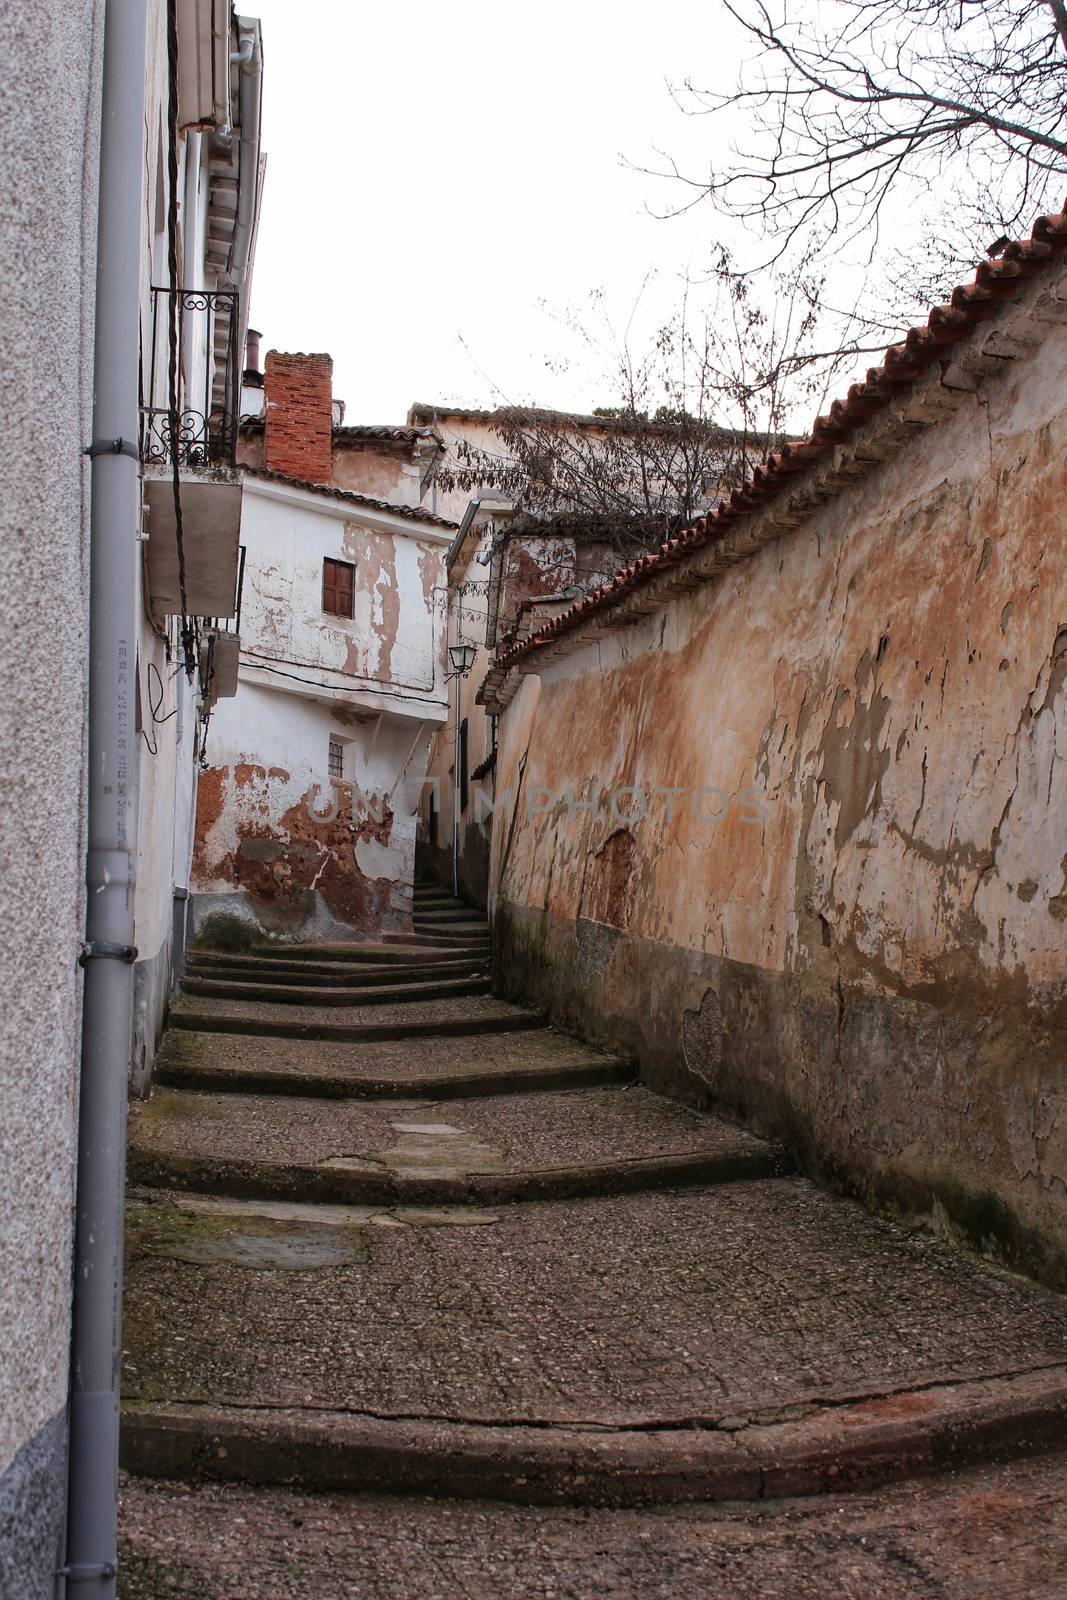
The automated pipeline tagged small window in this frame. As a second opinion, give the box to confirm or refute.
[328,736,345,781]
[459,718,469,814]
[428,790,438,847]
[323,558,355,618]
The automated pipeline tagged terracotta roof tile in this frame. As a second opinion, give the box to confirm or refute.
[239,419,440,449]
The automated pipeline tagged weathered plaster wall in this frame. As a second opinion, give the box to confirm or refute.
[422,648,496,905]
[0,0,103,1589]
[191,681,425,940]
[236,482,444,692]
[237,430,428,507]
[331,443,424,506]
[491,321,1067,1287]
[192,480,446,938]
[421,524,494,900]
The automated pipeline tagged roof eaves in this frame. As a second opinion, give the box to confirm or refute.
[241,466,459,529]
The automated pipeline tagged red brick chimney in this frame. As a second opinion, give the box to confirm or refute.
[263,351,334,485]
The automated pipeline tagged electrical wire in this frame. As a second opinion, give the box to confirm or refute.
[238,655,448,708]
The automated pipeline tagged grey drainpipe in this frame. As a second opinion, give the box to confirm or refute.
[64,0,147,1593]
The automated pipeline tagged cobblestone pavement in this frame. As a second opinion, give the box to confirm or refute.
[120,926,1067,1594]
[119,1450,1067,1599]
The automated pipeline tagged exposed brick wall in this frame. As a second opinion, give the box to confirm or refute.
[264,352,333,484]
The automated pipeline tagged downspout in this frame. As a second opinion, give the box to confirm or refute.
[63,0,146,1594]
[227,23,262,290]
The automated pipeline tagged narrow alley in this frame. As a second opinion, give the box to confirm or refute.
[6,4,1067,1597]
[116,885,1067,1596]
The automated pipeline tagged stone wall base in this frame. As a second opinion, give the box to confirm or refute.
[493,899,1067,1291]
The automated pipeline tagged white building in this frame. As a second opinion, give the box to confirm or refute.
[190,352,456,941]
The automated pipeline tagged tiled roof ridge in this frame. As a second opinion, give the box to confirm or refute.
[479,200,1067,708]
[408,401,762,439]
[241,466,458,529]
[239,418,439,446]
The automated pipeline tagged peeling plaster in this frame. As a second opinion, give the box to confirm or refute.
[488,317,1067,1283]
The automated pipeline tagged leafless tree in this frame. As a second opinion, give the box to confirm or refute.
[662,0,1067,280]
[435,245,881,540]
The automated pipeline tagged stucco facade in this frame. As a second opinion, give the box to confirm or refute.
[485,255,1067,1288]
[0,4,264,1588]
[0,5,102,1587]
[191,473,452,939]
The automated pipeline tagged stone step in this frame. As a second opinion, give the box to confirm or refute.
[155,1027,637,1100]
[179,974,493,1008]
[118,1448,1067,1597]
[185,956,488,988]
[408,929,492,947]
[122,1179,1067,1504]
[167,992,546,1044]
[412,893,470,910]
[127,1084,792,1206]
[190,944,483,971]
[414,909,490,927]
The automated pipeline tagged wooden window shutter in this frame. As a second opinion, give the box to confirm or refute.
[323,558,354,618]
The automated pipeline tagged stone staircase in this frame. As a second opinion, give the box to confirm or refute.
[409,880,492,951]
[117,905,1067,1596]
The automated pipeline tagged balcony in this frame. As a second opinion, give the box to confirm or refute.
[141,287,245,619]
[141,287,240,468]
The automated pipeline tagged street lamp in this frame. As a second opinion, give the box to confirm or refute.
[447,642,477,677]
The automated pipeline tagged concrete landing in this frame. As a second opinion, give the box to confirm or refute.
[124,1178,1067,1436]
[127,1084,791,1204]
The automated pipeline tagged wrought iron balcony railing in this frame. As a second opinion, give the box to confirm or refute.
[141,287,240,468]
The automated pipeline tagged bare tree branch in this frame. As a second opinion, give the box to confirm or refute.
[654,0,1066,274]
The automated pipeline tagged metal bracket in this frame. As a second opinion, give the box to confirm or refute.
[78,941,138,967]
[84,437,139,462]
[56,1562,117,1580]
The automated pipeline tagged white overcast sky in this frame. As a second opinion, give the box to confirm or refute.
[246,0,751,423]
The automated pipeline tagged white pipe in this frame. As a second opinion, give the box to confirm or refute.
[227,25,261,289]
